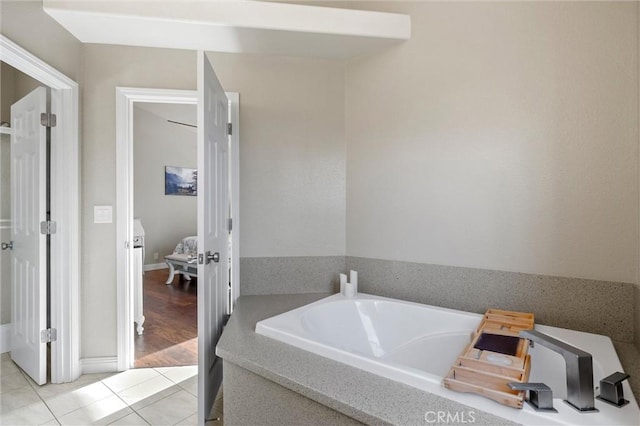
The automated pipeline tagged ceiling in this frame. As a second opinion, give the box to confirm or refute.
[135,102,197,131]
[42,0,411,58]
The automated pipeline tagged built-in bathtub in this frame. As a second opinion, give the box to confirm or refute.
[256,292,639,425]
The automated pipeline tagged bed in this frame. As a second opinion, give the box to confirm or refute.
[165,236,198,285]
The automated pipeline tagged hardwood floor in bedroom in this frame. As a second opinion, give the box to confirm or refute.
[134,269,198,368]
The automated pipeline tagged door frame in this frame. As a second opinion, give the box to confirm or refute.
[0,35,81,383]
[115,87,240,370]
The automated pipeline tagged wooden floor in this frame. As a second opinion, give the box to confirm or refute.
[134,269,198,368]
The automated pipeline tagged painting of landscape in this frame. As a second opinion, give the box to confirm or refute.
[165,166,197,196]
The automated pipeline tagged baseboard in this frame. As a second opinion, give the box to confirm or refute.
[144,262,168,271]
[80,357,118,374]
[0,323,11,354]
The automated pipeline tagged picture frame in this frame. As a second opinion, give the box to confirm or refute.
[165,166,197,196]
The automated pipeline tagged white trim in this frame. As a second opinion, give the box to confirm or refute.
[228,93,240,311]
[43,0,410,58]
[80,357,118,374]
[116,88,199,371]
[0,219,11,230]
[143,263,168,272]
[0,35,81,383]
[0,324,11,354]
[116,88,240,371]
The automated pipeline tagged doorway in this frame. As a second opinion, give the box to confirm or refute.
[132,101,198,368]
[0,35,80,384]
[115,88,240,371]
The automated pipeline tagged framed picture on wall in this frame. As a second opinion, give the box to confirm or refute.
[165,166,197,196]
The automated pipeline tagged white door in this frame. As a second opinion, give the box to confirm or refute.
[197,52,229,424]
[10,87,48,385]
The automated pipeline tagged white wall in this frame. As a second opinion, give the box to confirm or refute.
[1,63,16,123]
[133,105,197,265]
[81,45,196,358]
[345,1,638,284]
[0,1,82,83]
[207,52,346,257]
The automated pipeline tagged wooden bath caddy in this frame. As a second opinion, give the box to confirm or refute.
[443,309,535,409]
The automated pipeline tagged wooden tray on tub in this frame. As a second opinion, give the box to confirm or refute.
[443,309,535,409]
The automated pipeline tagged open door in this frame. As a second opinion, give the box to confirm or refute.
[10,86,48,385]
[197,52,230,424]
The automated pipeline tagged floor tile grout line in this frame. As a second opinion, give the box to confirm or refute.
[107,387,142,425]
[153,365,199,386]
[47,384,122,424]
[101,370,162,395]
[172,410,199,426]
[118,380,190,426]
[16,363,58,423]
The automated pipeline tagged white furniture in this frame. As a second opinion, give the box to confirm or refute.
[165,254,198,284]
[133,246,144,335]
[165,236,198,285]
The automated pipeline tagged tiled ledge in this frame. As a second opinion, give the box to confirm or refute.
[239,256,635,341]
[346,256,635,342]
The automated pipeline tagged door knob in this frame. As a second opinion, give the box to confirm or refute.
[1,241,13,251]
[206,251,220,264]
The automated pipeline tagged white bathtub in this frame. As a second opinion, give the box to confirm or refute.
[256,293,639,425]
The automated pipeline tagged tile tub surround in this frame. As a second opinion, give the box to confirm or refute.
[238,256,635,342]
[346,256,636,342]
[217,294,519,425]
[239,256,345,295]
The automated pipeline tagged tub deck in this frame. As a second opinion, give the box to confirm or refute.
[216,293,640,425]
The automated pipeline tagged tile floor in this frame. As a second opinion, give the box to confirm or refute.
[0,354,223,425]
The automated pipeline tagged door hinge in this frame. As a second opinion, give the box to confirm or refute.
[227,123,232,135]
[40,113,57,128]
[41,328,57,343]
[40,221,57,235]
[228,218,232,232]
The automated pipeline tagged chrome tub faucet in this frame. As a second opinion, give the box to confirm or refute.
[520,329,597,412]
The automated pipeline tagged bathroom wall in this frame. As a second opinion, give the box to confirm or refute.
[5,0,639,358]
[344,1,639,340]
[0,1,82,83]
[133,105,197,266]
[205,52,347,296]
[1,0,82,331]
[346,1,637,283]
[207,52,346,259]
[81,44,346,358]
[1,63,16,123]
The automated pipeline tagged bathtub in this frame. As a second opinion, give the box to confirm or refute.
[255,292,639,425]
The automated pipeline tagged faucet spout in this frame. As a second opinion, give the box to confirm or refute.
[520,329,597,412]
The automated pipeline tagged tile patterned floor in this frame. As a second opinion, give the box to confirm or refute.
[0,354,223,425]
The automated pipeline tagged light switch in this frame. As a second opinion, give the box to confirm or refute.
[94,205,113,224]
